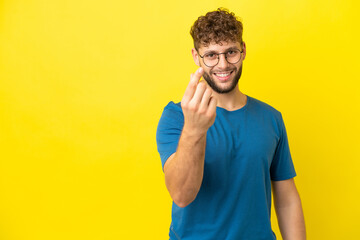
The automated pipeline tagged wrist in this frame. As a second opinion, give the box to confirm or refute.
[182,125,207,143]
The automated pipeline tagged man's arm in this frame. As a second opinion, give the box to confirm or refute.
[272,178,306,240]
[164,67,217,208]
[163,132,206,208]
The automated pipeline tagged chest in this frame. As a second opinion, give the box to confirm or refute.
[203,113,279,181]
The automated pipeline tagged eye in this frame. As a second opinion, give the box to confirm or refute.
[205,53,216,58]
[227,50,235,55]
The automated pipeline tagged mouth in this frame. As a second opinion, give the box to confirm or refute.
[213,70,234,82]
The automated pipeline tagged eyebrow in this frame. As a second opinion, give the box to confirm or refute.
[203,47,240,55]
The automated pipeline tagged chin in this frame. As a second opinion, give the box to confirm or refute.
[203,66,242,94]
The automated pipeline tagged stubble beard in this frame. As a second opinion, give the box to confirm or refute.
[202,65,243,94]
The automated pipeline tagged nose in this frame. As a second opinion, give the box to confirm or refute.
[217,53,230,69]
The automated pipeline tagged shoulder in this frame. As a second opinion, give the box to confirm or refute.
[162,101,183,119]
[247,96,285,133]
[158,101,184,127]
[163,101,182,113]
[247,95,283,119]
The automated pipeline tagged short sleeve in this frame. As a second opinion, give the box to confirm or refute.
[270,113,297,181]
[156,102,184,170]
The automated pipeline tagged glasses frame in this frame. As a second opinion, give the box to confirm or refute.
[198,49,244,67]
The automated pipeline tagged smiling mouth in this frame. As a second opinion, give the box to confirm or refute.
[213,71,234,81]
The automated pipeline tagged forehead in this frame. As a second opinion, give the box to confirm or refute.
[198,41,241,53]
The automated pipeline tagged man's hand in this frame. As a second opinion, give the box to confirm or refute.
[181,67,217,136]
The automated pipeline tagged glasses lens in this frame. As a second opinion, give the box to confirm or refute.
[202,50,242,67]
[203,53,218,67]
[226,50,241,64]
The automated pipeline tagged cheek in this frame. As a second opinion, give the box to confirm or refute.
[203,71,213,81]
[205,69,214,77]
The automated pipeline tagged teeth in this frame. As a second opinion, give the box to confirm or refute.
[216,72,230,77]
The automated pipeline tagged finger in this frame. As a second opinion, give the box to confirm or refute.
[207,96,218,115]
[183,68,204,101]
[190,81,207,106]
[199,87,212,112]
[192,67,204,83]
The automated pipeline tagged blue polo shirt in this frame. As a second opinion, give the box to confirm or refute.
[156,95,296,240]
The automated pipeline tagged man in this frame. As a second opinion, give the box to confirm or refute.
[156,8,306,240]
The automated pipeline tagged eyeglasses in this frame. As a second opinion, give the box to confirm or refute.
[198,49,243,67]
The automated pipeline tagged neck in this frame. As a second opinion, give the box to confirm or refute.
[212,85,247,111]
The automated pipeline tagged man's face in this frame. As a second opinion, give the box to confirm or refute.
[192,41,246,94]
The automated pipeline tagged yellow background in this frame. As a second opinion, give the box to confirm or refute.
[1,0,359,239]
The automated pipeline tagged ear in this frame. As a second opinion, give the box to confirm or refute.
[241,42,246,60]
[191,48,201,66]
